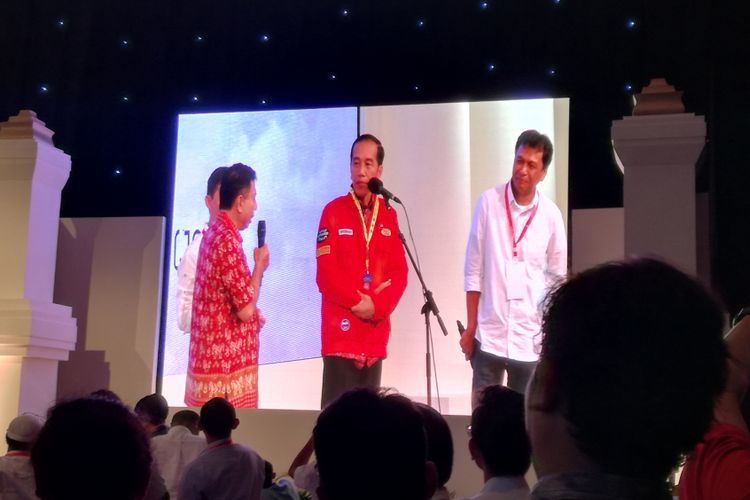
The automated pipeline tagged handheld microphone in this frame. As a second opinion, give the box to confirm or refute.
[257,220,266,247]
[367,178,402,205]
[457,320,466,336]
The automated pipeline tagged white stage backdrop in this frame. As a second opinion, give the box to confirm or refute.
[162,99,569,415]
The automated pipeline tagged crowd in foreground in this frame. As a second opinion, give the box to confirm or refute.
[2,257,749,500]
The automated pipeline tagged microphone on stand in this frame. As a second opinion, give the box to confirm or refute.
[367,178,402,206]
[257,220,266,247]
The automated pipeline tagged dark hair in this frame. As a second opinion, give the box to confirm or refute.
[32,397,151,500]
[89,389,122,403]
[515,129,553,169]
[263,461,274,488]
[471,385,531,477]
[6,436,30,452]
[313,388,427,500]
[540,257,727,481]
[350,134,384,165]
[207,166,229,197]
[415,403,453,488]
[171,409,200,429]
[219,163,257,210]
[134,393,169,426]
[199,397,236,440]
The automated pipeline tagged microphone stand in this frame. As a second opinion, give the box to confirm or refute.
[388,197,449,408]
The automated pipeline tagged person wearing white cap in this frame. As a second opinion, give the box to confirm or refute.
[0,414,43,499]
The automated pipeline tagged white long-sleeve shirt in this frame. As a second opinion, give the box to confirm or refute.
[464,182,567,362]
[176,230,204,333]
[151,426,206,500]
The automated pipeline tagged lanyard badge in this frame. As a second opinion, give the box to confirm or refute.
[350,190,379,289]
[504,182,538,259]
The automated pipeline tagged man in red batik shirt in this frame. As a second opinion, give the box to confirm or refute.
[316,134,408,408]
[185,163,269,408]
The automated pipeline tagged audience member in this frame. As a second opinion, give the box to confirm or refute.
[135,393,170,437]
[463,385,530,500]
[415,403,454,500]
[679,314,750,499]
[526,258,728,500]
[288,437,318,500]
[89,388,123,402]
[313,388,437,500]
[0,414,43,499]
[178,397,265,500]
[176,165,229,333]
[152,409,206,499]
[31,397,152,500]
[261,460,300,500]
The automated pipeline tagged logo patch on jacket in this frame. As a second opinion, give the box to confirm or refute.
[380,228,392,237]
[340,319,350,332]
[316,245,331,257]
[317,228,329,242]
[338,228,353,236]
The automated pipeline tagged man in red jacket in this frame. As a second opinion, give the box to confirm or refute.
[316,134,408,408]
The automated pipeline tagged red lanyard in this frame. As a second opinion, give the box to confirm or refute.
[6,451,30,457]
[504,182,538,258]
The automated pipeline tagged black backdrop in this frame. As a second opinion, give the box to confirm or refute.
[1,0,747,311]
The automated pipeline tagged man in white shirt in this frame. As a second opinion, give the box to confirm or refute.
[178,398,265,500]
[0,414,43,500]
[463,385,530,500]
[462,130,567,403]
[152,410,206,500]
[176,166,229,332]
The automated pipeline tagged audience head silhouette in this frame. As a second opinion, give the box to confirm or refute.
[527,258,727,494]
[313,388,436,500]
[199,397,239,441]
[31,396,151,500]
[5,414,43,452]
[171,409,201,435]
[415,403,454,491]
[469,385,530,479]
[134,393,169,436]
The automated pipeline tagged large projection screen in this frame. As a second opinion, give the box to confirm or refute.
[162,98,569,415]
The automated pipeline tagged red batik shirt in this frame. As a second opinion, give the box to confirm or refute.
[185,211,260,408]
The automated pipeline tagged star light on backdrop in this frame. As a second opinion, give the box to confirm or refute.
[7,2,738,313]
[29,5,663,121]
[10,4,703,220]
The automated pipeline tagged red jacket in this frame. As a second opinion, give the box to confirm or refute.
[316,193,408,358]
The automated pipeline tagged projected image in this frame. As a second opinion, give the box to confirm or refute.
[161,98,569,413]
[163,107,358,407]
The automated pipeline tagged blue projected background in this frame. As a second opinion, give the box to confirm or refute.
[164,107,358,379]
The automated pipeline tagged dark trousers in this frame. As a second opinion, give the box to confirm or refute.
[321,356,382,409]
[471,342,536,408]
